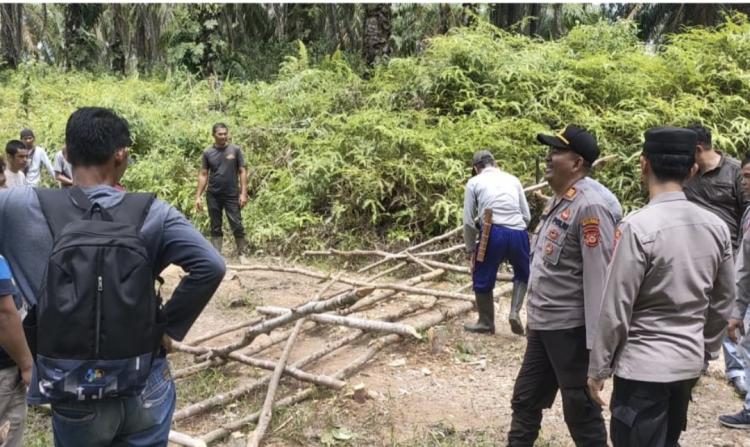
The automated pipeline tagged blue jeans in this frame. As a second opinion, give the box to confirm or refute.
[473,225,530,292]
[50,357,175,447]
[726,311,750,382]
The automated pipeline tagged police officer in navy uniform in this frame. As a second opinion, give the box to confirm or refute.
[508,125,621,446]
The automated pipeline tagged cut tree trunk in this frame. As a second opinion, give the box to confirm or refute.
[205,287,375,358]
[363,3,391,66]
[247,319,305,447]
[223,265,474,303]
[256,306,422,339]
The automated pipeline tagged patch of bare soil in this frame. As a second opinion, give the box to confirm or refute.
[165,259,750,447]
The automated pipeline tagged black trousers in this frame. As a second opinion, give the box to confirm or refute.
[610,376,697,447]
[508,326,607,447]
[206,191,245,239]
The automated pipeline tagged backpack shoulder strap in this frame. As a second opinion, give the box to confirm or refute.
[110,192,156,231]
[34,188,87,239]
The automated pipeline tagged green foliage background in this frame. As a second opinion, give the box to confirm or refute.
[3,17,750,252]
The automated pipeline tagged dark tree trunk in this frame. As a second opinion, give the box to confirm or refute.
[63,4,103,70]
[438,4,453,34]
[491,3,528,32]
[109,4,128,74]
[133,4,161,73]
[528,3,542,36]
[327,4,341,51]
[194,4,222,76]
[0,4,23,69]
[272,3,286,41]
[461,3,480,27]
[363,4,391,67]
[551,3,563,39]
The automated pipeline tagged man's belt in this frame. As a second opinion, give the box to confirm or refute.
[476,208,493,262]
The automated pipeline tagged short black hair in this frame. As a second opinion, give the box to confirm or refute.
[742,152,750,168]
[686,124,711,148]
[5,140,25,157]
[212,123,228,135]
[644,151,695,183]
[65,107,132,167]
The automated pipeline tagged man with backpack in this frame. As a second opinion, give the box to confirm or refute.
[0,107,226,445]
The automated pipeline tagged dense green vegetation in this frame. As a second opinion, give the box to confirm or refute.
[3,16,750,252]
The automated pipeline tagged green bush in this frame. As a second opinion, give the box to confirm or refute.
[3,16,750,252]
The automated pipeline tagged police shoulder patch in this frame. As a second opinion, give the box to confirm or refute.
[613,227,623,251]
[581,217,601,248]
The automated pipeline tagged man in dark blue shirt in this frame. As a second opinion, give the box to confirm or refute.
[0,107,225,445]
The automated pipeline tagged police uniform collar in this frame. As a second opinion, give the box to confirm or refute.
[649,191,686,205]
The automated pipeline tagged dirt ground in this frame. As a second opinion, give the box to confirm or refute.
[166,258,750,447]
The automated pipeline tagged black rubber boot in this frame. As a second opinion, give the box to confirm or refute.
[210,237,223,254]
[464,291,495,334]
[235,237,249,256]
[508,281,527,336]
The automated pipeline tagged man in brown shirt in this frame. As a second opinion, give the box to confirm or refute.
[508,125,620,446]
[588,127,735,447]
[683,124,749,394]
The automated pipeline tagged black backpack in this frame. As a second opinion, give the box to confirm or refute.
[26,187,165,402]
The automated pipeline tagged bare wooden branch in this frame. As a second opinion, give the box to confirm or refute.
[405,251,434,272]
[173,358,225,380]
[186,316,264,346]
[413,244,464,257]
[198,285,482,444]
[229,351,345,389]
[201,387,318,444]
[173,329,365,422]
[417,258,513,281]
[169,430,207,447]
[247,319,305,447]
[343,268,445,314]
[357,226,463,273]
[223,265,473,303]
[257,306,422,339]
[179,287,374,359]
[366,261,407,282]
[305,244,464,262]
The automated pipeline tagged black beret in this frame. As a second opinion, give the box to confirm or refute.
[537,125,599,164]
[643,127,697,156]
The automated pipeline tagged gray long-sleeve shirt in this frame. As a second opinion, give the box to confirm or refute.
[462,167,530,253]
[589,192,735,383]
[527,176,621,349]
